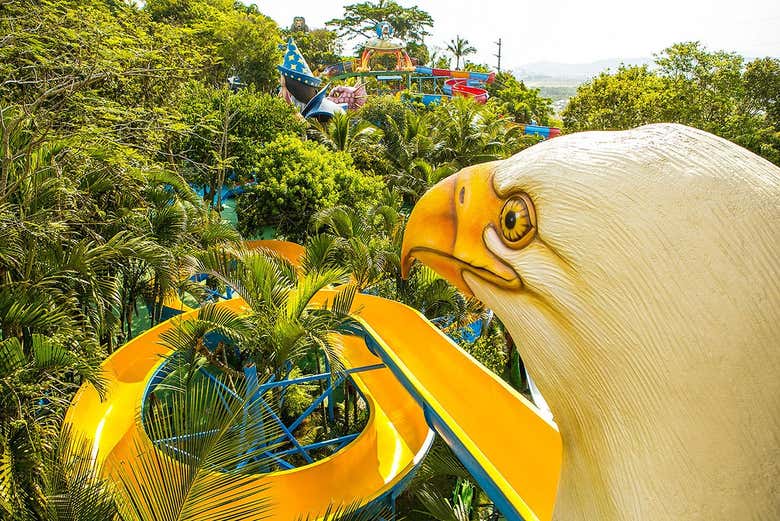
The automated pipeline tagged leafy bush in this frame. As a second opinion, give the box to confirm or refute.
[147,0,282,89]
[171,82,306,208]
[462,326,508,377]
[486,71,555,125]
[174,82,305,174]
[358,94,411,130]
[346,137,394,178]
[562,43,780,165]
[236,135,385,241]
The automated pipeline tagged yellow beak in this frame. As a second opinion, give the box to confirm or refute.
[401,163,522,296]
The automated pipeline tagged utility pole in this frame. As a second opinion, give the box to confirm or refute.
[494,38,502,73]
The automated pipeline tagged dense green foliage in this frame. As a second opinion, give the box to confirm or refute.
[327,0,434,44]
[563,42,780,165]
[0,0,523,514]
[5,0,774,518]
[172,82,306,209]
[348,94,543,204]
[0,0,253,515]
[236,135,385,242]
[487,72,556,125]
[562,65,669,129]
[145,0,282,89]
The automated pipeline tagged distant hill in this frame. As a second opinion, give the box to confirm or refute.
[507,57,654,115]
[512,57,654,80]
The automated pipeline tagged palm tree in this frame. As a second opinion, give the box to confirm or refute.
[393,263,485,333]
[396,158,456,204]
[310,199,402,291]
[103,245,364,517]
[0,335,107,518]
[36,302,309,521]
[382,110,435,172]
[297,502,394,520]
[191,245,357,379]
[400,439,486,521]
[0,106,245,516]
[23,431,122,520]
[47,326,291,521]
[429,96,510,169]
[309,112,381,153]
[446,36,477,70]
[116,365,286,520]
[376,111,451,204]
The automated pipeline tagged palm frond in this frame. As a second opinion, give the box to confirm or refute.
[414,439,471,483]
[300,234,340,274]
[296,501,393,521]
[330,284,358,318]
[415,485,470,521]
[40,428,121,521]
[0,433,16,517]
[113,373,285,521]
[0,286,72,333]
[29,334,108,399]
[0,337,26,378]
[145,168,203,209]
[285,269,350,322]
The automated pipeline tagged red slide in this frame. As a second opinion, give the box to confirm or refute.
[444,78,489,104]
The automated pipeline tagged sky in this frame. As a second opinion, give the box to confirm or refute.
[249,0,780,68]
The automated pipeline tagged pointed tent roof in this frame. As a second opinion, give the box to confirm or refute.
[278,37,321,87]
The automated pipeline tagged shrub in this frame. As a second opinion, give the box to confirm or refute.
[170,82,307,209]
[229,88,306,155]
[173,82,306,181]
[236,135,385,242]
[463,327,508,377]
[347,138,394,178]
[357,94,410,130]
[486,71,554,125]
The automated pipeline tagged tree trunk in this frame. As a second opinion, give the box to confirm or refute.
[314,352,329,434]
[351,384,358,427]
[344,380,350,432]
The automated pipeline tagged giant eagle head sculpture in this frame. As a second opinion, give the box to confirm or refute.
[401,124,780,520]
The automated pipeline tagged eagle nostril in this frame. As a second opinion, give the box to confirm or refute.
[459,187,465,204]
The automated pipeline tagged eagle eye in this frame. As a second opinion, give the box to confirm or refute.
[499,194,536,248]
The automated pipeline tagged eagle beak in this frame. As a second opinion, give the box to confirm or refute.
[401,163,521,296]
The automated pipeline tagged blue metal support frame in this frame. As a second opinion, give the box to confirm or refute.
[257,393,315,464]
[142,343,387,475]
[145,291,437,519]
[352,327,525,521]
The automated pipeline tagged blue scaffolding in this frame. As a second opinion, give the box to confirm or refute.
[141,300,408,517]
[143,331,384,468]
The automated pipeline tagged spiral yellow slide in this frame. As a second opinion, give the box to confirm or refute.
[64,243,562,521]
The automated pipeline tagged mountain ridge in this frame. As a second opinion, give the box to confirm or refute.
[512,57,654,79]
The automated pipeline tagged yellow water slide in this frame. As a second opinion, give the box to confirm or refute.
[310,291,562,521]
[65,298,433,520]
[64,242,562,521]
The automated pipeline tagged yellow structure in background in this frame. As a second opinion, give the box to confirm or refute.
[355,21,415,72]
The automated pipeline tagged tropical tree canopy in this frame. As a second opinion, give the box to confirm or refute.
[326,0,434,43]
[3,0,774,516]
[563,42,780,165]
[446,36,477,70]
